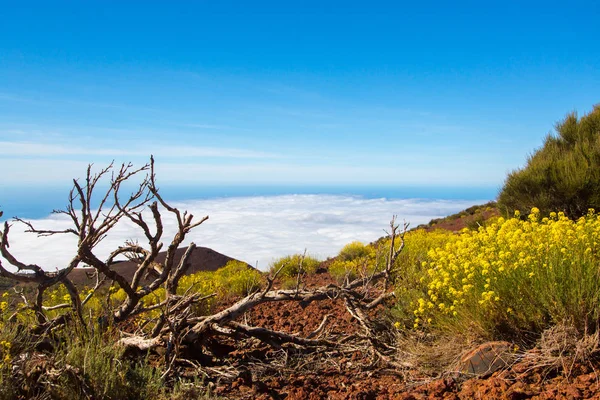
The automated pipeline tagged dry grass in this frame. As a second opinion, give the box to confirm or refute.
[517,324,600,380]
[393,330,477,377]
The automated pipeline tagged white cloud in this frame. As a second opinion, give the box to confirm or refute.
[2,195,481,271]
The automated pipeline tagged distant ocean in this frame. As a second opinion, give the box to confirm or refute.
[0,184,498,220]
[0,184,497,270]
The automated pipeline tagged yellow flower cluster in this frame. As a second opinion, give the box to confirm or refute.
[0,340,11,366]
[413,208,600,332]
[332,229,456,285]
[0,293,7,318]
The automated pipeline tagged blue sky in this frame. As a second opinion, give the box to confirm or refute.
[1,1,599,196]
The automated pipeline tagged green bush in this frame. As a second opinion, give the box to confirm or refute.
[498,105,600,218]
[173,260,263,312]
[49,328,164,400]
[329,242,378,282]
[269,254,321,278]
[0,308,25,400]
[337,241,372,261]
[212,260,264,298]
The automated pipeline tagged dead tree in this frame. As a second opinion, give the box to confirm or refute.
[0,157,208,332]
[0,159,411,374]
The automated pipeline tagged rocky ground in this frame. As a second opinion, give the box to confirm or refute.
[193,270,600,399]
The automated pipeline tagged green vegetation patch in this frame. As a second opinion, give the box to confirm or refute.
[269,253,321,278]
[498,105,600,218]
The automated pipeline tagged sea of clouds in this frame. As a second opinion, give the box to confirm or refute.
[2,195,482,271]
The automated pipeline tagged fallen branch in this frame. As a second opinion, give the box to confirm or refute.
[117,335,162,351]
[226,321,336,348]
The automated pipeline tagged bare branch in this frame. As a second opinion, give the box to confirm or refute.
[81,270,108,307]
[14,217,79,236]
[306,314,331,339]
[226,321,336,348]
[0,222,45,276]
[365,291,396,309]
[117,336,162,351]
[383,216,408,290]
[42,303,72,312]
[167,242,197,296]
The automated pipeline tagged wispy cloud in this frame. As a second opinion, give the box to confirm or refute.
[2,195,480,271]
[0,141,277,159]
[0,90,165,113]
[154,161,504,185]
[249,104,333,119]
[178,123,231,130]
[0,142,131,157]
[0,159,92,183]
[0,92,30,102]
[0,154,505,186]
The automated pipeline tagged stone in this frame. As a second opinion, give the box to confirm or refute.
[458,341,518,376]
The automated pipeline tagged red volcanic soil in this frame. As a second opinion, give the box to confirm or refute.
[417,202,501,233]
[205,270,600,399]
[66,246,243,287]
[424,208,500,232]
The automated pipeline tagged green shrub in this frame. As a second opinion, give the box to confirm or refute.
[50,328,164,400]
[329,242,378,282]
[0,307,25,400]
[173,260,263,313]
[337,241,372,261]
[212,260,264,298]
[269,254,321,278]
[498,105,600,218]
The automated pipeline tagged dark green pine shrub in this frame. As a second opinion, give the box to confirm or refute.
[498,105,600,218]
